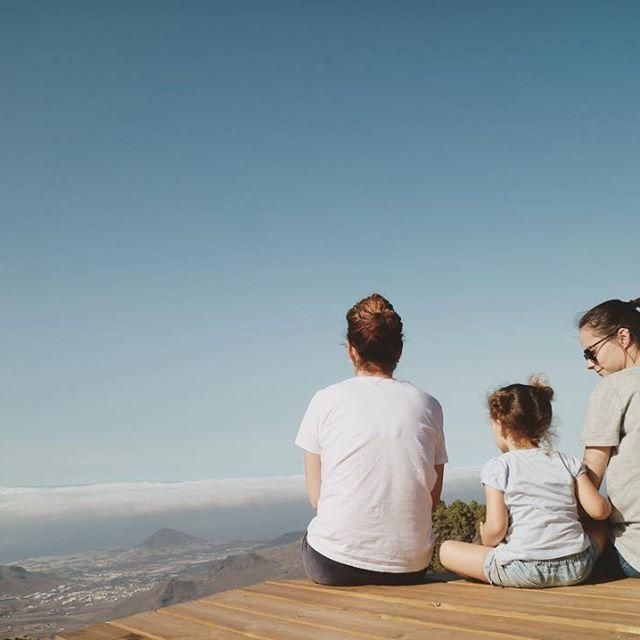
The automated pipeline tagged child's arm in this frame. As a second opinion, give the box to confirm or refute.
[481,486,508,546]
[575,472,611,520]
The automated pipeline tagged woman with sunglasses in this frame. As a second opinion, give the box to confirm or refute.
[295,293,447,585]
[579,297,640,578]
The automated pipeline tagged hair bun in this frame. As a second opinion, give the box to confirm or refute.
[346,293,404,373]
[489,390,512,417]
[528,374,554,402]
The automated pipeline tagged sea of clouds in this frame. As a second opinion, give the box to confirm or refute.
[0,468,481,562]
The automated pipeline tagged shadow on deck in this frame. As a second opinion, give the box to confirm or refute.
[56,577,640,639]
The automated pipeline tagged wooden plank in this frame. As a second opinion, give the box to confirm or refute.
[362,582,640,628]
[161,598,373,640]
[581,579,640,594]
[261,580,640,639]
[56,578,640,640]
[187,589,481,640]
[109,610,248,640]
[450,576,640,598]
[444,579,640,611]
[55,623,146,639]
[246,583,581,640]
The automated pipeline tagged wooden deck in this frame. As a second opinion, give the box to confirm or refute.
[56,577,640,639]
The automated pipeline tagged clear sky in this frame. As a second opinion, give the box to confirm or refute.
[2,1,639,487]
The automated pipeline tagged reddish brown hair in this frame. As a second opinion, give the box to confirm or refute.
[578,297,640,343]
[346,293,403,374]
[488,376,554,446]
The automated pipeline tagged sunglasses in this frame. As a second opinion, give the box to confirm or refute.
[583,332,617,363]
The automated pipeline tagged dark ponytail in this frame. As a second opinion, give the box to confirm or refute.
[579,297,640,343]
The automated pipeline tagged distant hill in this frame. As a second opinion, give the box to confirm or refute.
[0,565,62,597]
[137,528,211,549]
[109,536,305,619]
[263,530,305,548]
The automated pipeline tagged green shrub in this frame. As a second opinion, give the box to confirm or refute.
[429,499,486,572]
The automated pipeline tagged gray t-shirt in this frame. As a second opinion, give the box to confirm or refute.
[581,366,640,571]
[481,449,589,565]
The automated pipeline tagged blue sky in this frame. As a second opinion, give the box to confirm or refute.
[2,1,639,487]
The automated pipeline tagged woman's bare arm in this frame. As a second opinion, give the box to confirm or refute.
[431,464,445,507]
[304,451,321,509]
[583,446,611,490]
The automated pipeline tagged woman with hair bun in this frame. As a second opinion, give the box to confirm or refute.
[579,297,640,578]
[295,293,447,586]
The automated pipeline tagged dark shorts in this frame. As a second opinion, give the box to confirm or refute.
[593,542,640,579]
[301,532,427,586]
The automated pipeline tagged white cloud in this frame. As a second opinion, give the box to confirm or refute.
[441,466,482,501]
[0,467,482,524]
[0,476,308,523]
[442,466,481,482]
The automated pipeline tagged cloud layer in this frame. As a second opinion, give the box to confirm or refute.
[0,467,482,524]
[0,475,308,523]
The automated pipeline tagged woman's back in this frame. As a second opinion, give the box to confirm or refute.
[296,376,446,572]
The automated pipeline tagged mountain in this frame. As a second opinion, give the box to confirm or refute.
[263,530,306,548]
[137,528,211,549]
[0,565,62,597]
[109,536,305,618]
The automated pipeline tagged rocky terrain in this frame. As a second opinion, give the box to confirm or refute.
[0,529,304,640]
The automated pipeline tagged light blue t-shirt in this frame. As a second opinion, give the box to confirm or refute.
[481,449,590,565]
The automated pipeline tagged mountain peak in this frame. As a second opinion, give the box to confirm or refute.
[138,528,208,549]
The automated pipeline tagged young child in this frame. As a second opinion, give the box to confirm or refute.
[440,377,611,588]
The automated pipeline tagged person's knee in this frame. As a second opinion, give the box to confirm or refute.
[439,540,456,568]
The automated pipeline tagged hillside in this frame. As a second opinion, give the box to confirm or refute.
[0,565,62,597]
[109,538,304,618]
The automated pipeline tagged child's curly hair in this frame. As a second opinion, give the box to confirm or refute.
[488,375,554,447]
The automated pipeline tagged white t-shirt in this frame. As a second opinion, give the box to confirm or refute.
[481,449,590,565]
[295,376,447,573]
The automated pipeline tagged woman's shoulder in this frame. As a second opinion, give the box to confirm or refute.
[394,379,442,405]
[588,367,640,410]
[593,366,640,393]
[310,377,358,399]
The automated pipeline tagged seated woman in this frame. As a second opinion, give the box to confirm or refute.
[579,297,640,578]
[440,378,610,588]
[295,293,447,586]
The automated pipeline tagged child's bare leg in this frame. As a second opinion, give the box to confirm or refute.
[439,540,493,583]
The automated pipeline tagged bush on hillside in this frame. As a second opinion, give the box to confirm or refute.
[429,499,486,572]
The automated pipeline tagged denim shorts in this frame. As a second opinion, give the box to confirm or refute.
[594,541,640,578]
[483,539,598,588]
